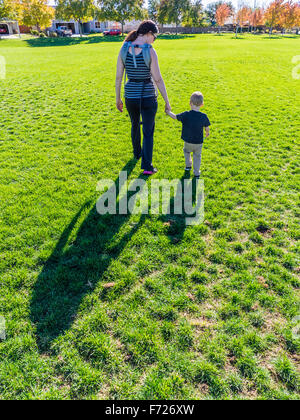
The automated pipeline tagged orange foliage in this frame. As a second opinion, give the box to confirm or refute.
[264,0,284,29]
[215,3,231,27]
[280,1,298,30]
[235,6,252,27]
[249,8,265,27]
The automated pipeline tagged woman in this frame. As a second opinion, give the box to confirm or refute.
[115,20,171,175]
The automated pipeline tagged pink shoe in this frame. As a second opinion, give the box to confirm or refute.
[143,168,158,176]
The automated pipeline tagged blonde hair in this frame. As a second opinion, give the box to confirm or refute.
[190,91,204,106]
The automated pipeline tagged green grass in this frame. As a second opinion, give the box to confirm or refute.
[0,33,299,400]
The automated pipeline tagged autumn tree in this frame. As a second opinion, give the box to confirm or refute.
[0,0,22,20]
[205,1,233,25]
[249,7,264,32]
[215,3,231,33]
[96,0,144,35]
[264,0,284,35]
[296,3,300,34]
[22,0,54,32]
[234,5,251,36]
[56,0,95,36]
[280,0,297,33]
[0,0,13,18]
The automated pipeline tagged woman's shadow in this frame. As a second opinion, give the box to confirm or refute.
[30,160,146,352]
[30,160,189,353]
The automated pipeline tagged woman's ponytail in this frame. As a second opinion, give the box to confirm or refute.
[125,30,138,42]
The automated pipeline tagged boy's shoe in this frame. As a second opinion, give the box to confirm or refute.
[143,168,158,176]
[185,167,192,171]
[194,172,201,179]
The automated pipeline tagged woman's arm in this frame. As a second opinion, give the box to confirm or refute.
[150,48,171,112]
[115,51,125,112]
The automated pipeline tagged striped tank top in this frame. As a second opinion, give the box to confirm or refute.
[124,50,156,99]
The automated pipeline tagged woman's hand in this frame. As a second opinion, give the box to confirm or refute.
[116,99,123,113]
[165,102,171,113]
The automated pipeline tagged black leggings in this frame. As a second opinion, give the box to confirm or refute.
[125,96,158,171]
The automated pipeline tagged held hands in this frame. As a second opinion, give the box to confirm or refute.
[165,102,171,115]
[116,99,123,113]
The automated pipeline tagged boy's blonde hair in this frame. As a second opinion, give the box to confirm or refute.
[190,91,204,106]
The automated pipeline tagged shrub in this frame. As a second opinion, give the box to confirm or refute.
[39,32,47,38]
[30,29,39,36]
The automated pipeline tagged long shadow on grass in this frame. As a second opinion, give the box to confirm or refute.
[25,35,126,47]
[30,162,190,352]
[30,159,144,352]
[25,34,195,48]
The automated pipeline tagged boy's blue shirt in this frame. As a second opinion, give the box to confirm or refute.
[176,110,211,144]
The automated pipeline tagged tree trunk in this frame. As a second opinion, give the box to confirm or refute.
[17,21,21,38]
[236,25,238,38]
[79,21,83,37]
[121,22,124,36]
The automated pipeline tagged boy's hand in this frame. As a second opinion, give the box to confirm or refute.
[165,102,171,113]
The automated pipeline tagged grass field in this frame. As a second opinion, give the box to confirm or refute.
[0,33,299,400]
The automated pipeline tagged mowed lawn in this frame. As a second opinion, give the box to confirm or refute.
[0,33,299,400]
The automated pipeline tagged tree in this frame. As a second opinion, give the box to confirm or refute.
[264,0,284,36]
[296,3,300,34]
[0,0,13,18]
[96,0,144,35]
[182,0,204,27]
[56,0,95,36]
[22,0,54,32]
[157,0,170,29]
[280,0,297,33]
[148,0,159,22]
[234,5,251,36]
[215,3,231,33]
[157,0,191,34]
[249,7,264,32]
[0,0,22,20]
[205,1,234,26]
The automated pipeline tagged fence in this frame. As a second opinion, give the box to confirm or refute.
[159,26,234,34]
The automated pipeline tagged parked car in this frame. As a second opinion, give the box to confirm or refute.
[0,27,8,34]
[56,26,72,37]
[103,29,121,36]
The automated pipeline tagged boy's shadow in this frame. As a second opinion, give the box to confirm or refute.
[30,163,192,352]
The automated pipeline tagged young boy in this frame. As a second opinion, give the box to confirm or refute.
[166,91,210,178]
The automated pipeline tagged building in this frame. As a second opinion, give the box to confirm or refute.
[49,17,145,35]
[50,19,111,34]
[0,20,20,35]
